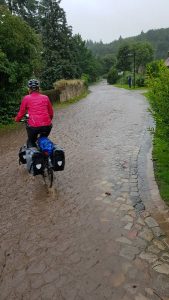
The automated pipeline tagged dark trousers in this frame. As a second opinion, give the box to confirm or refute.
[26,125,52,148]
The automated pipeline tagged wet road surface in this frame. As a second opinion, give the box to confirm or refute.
[0,81,169,299]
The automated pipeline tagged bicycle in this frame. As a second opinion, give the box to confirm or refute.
[19,115,55,188]
[41,148,54,188]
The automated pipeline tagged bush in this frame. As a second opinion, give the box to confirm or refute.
[0,6,42,125]
[107,67,118,84]
[152,134,169,203]
[147,61,169,137]
[0,92,21,125]
[146,60,164,79]
[81,74,90,87]
[147,61,169,203]
[116,71,132,85]
[136,75,145,87]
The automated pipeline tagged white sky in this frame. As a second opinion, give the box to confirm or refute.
[60,0,169,43]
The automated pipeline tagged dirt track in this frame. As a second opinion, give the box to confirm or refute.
[0,81,169,299]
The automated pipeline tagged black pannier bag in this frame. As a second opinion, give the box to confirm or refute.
[19,145,27,164]
[26,148,44,176]
[51,144,65,171]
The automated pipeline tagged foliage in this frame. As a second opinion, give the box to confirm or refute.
[152,134,169,203]
[107,67,118,84]
[0,1,103,125]
[102,74,108,79]
[135,75,145,87]
[116,42,154,73]
[117,43,132,71]
[81,74,90,86]
[86,37,124,57]
[0,6,42,88]
[116,71,131,85]
[147,61,169,137]
[146,60,164,78]
[38,1,99,89]
[116,71,146,88]
[133,42,154,72]
[86,28,169,60]
[146,60,169,204]
[0,5,42,124]
[1,0,39,29]
[71,34,101,83]
[1,1,101,93]
[114,84,146,91]
[0,91,22,124]
[98,54,117,75]
[39,0,72,89]
[82,53,100,82]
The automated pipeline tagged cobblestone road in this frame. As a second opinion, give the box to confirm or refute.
[0,81,169,299]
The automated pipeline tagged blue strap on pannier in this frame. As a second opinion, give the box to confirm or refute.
[38,137,54,155]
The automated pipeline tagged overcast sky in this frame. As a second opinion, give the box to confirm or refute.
[60,0,169,43]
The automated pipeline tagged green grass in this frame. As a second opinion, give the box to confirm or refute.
[114,84,147,91]
[143,91,149,97]
[152,135,169,203]
[0,121,21,133]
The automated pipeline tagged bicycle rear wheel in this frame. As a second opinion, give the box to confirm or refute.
[43,166,53,188]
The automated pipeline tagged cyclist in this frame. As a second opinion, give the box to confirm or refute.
[15,79,53,148]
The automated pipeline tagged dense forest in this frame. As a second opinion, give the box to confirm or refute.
[86,28,169,59]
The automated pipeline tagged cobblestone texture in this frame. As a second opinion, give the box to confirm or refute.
[0,81,169,299]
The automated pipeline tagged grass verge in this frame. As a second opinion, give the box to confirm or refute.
[114,84,147,91]
[152,134,169,204]
[145,92,169,204]
[0,122,21,133]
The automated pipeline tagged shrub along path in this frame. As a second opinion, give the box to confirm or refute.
[0,81,169,299]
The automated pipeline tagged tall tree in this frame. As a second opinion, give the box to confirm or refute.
[117,42,154,73]
[70,34,100,81]
[1,0,39,29]
[117,43,132,71]
[0,5,42,124]
[99,54,117,75]
[0,5,41,91]
[133,42,154,72]
[39,0,78,89]
[0,0,6,5]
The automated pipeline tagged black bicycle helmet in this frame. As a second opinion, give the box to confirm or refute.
[28,79,40,90]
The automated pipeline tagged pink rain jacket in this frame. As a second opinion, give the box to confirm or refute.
[15,92,54,127]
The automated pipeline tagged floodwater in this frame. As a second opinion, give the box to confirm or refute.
[0,81,169,299]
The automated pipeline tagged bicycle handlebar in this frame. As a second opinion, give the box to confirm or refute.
[20,114,29,123]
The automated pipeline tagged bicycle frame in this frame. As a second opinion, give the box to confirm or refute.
[20,116,54,188]
[41,151,54,188]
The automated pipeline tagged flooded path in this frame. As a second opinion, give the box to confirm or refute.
[0,81,169,299]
